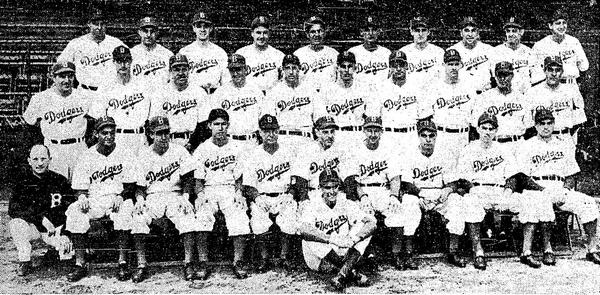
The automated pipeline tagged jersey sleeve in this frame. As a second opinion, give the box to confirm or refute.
[502,149,522,178]
[57,40,77,63]
[177,145,195,177]
[22,93,42,125]
[241,155,258,188]
[574,39,589,72]
[346,198,369,225]
[192,146,207,180]
[562,139,581,176]
[135,151,150,187]
[121,151,141,184]
[299,199,318,224]
[71,153,91,191]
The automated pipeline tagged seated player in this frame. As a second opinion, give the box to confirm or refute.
[131,116,200,282]
[299,169,376,291]
[8,145,75,276]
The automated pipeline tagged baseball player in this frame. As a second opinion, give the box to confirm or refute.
[235,16,285,95]
[130,116,200,283]
[241,114,299,272]
[9,145,75,276]
[57,9,126,93]
[210,54,264,149]
[90,46,153,155]
[316,51,368,147]
[344,116,422,270]
[400,16,445,92]
[261,54,318,149]
[299,169,376,291]
[347,16,391,88]
[193,109,252,279]
[65,116,138,282]
[22,61,91,180]
[151,54,211,148]
[130,16,174,86]
[178,12,228,94]
[293,16,339,92]
[490,17,542,94]
[448,16,494,93]
[516,109,600,266]
[525,56,586,143]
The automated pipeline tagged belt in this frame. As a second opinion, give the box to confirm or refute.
[264,192,286,197]
[80,84,98,91]
[472,183,504,187]
[278,130,312,138]
[170,131,191,139]
[116,127,145,134]
[358,182,388,187]
[340,126,362,131]
[495,135,522,143]
[50,137,84,145]
[436,126,469,133]
[560,78,576,84]
[384,126,416,133]
[532,175,565,182]
[552,127,571,135]
[230,133,257,140]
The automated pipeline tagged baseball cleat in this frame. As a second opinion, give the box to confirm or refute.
[473,256,487,270]
[132,267,148,283]
[16,261,32,277]
[67,265,88,282]
[520,255,542,268]
[542,252,556,266]
[447,253,467,268]
[194,261,211,280]
[329,274,346,291]
[117,262,130,281]
[403,253,419,270]
[350,270,370,287]
[231,261,248,279]
[183,263,195,281]
[256,259,269,273]
[586,252,600,264]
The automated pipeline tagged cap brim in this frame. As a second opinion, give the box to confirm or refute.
[503,23,522,29]
[411,22,428,29]
[95,122,116,131]
[316,123,339,130]
[54,68,75,75]
[228,63,245,69]
[389,59,407,66]
[139,23,158,28]
[417,127,437,134]
[363,123,382,129]
[152,126,170,132]
[544,62,562,68]
[478,120,498,127]
[260,124,279,130]
[170,61,189,68]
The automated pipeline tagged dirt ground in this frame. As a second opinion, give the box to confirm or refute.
[2,235,600,294]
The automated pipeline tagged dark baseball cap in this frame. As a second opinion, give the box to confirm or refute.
[170,54,189,69]
[207,108,229,122]
[314,116,339,130]
[95,116,116,131]
[361,16,378,29]
[410,16,429,29]
[258,114,279,130]
[363,116,383,129]
[52,61,76,75]
[337,51,356,65]
[282,54,300,67]
[251,16,270,29]
[88,9,105,22]
[148,116,170,132]
[389,50,407,67]
[478,112,499,128]
[228,54,246,69]
[461,16,478,28]
[417,120,437,134]
[503,16,522,29]
[535,108,555,123]
[193,12,212,25]
[544,56,563,69]
[319,169,341,186]
[444,49,461,63]
[139,16,158,28]
[305,16,325,28]
[113,46,132,62]
[549,9,568,23]
[495,61,514,74]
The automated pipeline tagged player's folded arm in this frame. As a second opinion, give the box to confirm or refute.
[299,222,331,244]
[400,181,421,197]
[443,179,473,196]
[353,216,377,243]
[504,172,545,193]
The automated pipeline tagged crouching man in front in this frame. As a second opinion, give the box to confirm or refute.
[299,169,376,291]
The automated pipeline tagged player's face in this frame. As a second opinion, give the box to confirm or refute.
[193,22,212,41]
[360,27,379,44]
[364,127,382,145]
[461,26,479,45]
[544,65,563,86]
[549,19,567,36]
[410,27,429,44]
[96,126,116,147]
[307,24,325,46]
[320,180,340,203]
[252,26,270,47]
[389,61,407,80]
[151,129,170,150]
[229,66,246,85]
[88,20,106,40]
[259,128,279,145]
[535,119,555,138]
[53,72,75,94]
[444,61,462,80]
[337,61,355,82]
[477,123,497,143]
[138,26,157,46]
[315,128,335,149]
[283,64,300,84]
[505,27,524,44]
[418,130,437,151]
[28,145,50,175]
[209,118,229,140]
[170,64,190,86]
[114,59,132,75]
[496,70,514,89]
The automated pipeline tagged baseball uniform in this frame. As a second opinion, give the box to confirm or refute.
[294,45,338,92]
[449,41,494,91]
[347,44,391,88]
[399,42,445,92]
[491,43,540,94]
[292,140,350,190]
[235,44,285,94]
[178,41,228,91]
[131,43,173,86]
[532,34,589,81]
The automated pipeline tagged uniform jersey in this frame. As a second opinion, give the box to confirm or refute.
[516,136,579,178]
[316,81,368,127]
[294,45,338,89]
[525,83,586,129]
[347,44,391,87]
[193,140,245,186]
[300,195,367,237]
[235,44,285,93]
[151,83,211,133]
[424,79,477,128]
[532,34,589,78]
[449,41,494,90]
[471,88,533,136]
[241,144,295,193]
[400,42,445,91]
[401,146,457,189]
[210,81,264,134]
[57,34,126,88]
[178,41,228,89]
[491,43,541,94]
[262,81,319,130]
[292,140,349,188]
[366,79,425,127]
[346,142,402,185]
[454,141,520,185]
[23,88,91,140]
[72,144,139,197]
[130,44,173,86]
[90,78,153,129]
[137,144,194,194]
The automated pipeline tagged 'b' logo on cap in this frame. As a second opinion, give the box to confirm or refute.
[509,17,515,22]
[267,116,273,123]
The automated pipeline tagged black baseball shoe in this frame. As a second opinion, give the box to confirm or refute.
[586,252,600,264]
[183,263,195,281]
[350,269,370,287]
[542,252,556,266]
[473,256,487,270]
[132,267,148,283]
[117,262,130,281]
[67,265,88,282]
[447,253,467,268]
[393,253,405,270]
[520,255,542,268]
[403,253,418,270]
[256,259,270,273]
[231,261,248,279]
[16,261,32,276]
[329,274,346,291]
[194,261,211,280]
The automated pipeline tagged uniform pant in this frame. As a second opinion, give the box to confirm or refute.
[360,187,421,235]
[302,225,371,271]
[196,185,251,236]
[131,191,201,235]
[44,139,87,181]
[419,189,466,235]
[115,133,146,156]
[536,180,599,224]
[250,193,298,235]
[8,219,73,262]
[65,194,134,233]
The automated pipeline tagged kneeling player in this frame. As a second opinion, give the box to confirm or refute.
[299,169,376,291]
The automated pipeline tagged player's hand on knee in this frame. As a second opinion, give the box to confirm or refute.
[78,194,90,213]
[112,195,124,213]
[194,193,206,212]
[42,217,56,236]
[134,199,145,214]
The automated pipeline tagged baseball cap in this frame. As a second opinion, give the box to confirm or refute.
[503,16,522,29]
[52,61,76,75]
[534,108,555,123]
[169,53,189,69]
[477,112,499,128]
[319,169,341,186]
[495,61,514,75]
[207,108,229,122]
[251,16,270,29]
[112,46,132,62]
[549,9,568,23]
[417,120,437,134]
[282,54,301,67]
[88,9,105,22]
[192,12,212,25]
[305,16,324,28]
[461,16,478,28]
[337,51,356,65]
[228,54,246,69]
[410,16,429,29]
[389,50,407,67]
[363,116,383,129]
[544,56,563,69]
[258,114,279,130]
[314,116,339,130]
[148,116,170,132]
[95,116,116,131]
[139,16,158,28]
[443,49,461,63]
[361,16,378,30]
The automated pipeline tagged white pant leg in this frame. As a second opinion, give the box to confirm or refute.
[518,190,555,223]
[420,189,466,235]
[251,193,298,235]
[66,194,132,233]
[8,219,40,262]
[250,194,275,235]
[302,224,372,271]
[208,186,251,236]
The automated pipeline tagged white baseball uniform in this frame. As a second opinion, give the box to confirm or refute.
[449,41,494,91]
[292,140,350,190]
[130,44,173,86]
[532,34,589,80]
[178,41,228,90]
[490,43,542,94]
[399,42,445,92]
[23,88,91,179]
[347,44,391,88]
[235,44,285,94]
[294,45,339,92]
